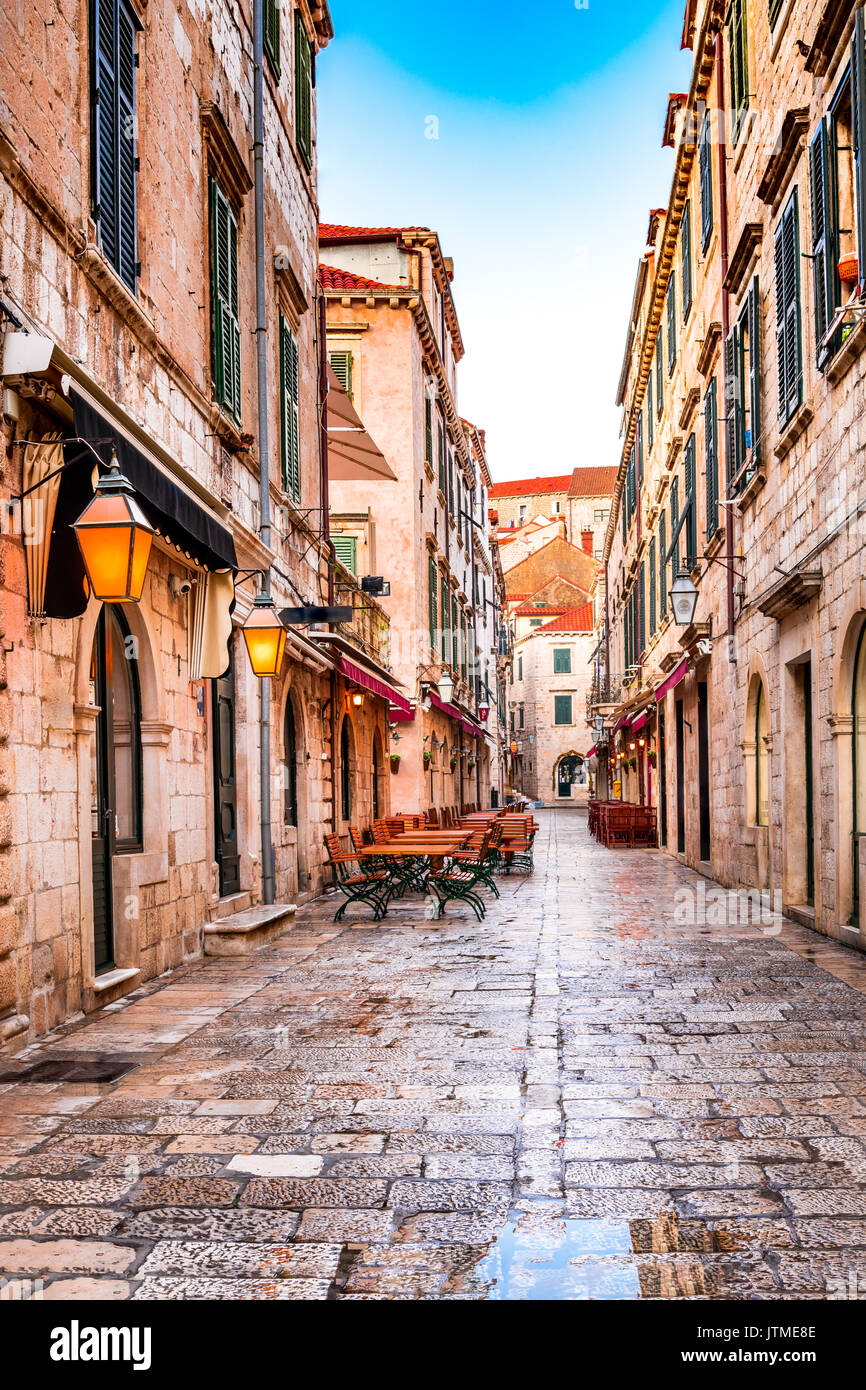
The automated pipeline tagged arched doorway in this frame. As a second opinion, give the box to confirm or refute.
[555,753,585,798]
[853,625,866,924]
[284,697,298,828]
[89,605,143,970]
[340,717,355,823]
[372,729,385,821]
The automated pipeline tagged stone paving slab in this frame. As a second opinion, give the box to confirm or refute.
[4,809,866,1298]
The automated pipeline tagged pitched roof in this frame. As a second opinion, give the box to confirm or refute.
[536,603,595,633]
[503,536,599,597]
[318,263,404,293]
[489,474,572,499]
[567,466,618,498]
[320,224,424,242]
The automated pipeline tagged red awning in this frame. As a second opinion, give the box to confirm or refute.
[631,712,648,733]
[655,657,689,703]
[586,745,596,758]
[341,657,413,716]
[613,714,631,734]
[428,690,482,738]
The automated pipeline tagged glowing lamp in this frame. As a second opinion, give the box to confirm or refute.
[347,688,366,711]
[72,449,154,603]
[242,592,287,678]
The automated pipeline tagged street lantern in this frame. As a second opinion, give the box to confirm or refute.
[241,592,287,678]
[346,688,366,712]
[670,570,699,627]
[72,448,154,603]
[438,672,455,704]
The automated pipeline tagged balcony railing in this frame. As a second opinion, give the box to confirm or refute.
[334,577,391,669]
[586,671,630,716]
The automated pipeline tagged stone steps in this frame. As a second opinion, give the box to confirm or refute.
[202,903,297,956]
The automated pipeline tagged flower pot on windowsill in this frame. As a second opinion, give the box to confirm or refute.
[389,754,401,773]
[839,253,859,284]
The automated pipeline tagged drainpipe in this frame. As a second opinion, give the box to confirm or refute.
[319,293,339,833]
[715,31,735,647]
[252,0,275,904]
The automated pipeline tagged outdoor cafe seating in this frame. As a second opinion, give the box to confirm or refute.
[588,799,657,849]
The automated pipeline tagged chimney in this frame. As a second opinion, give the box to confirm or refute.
[581,529,593,555]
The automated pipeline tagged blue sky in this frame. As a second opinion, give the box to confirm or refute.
[317,0,693,482]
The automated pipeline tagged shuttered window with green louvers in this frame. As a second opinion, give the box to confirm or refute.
[332,534,356,574]
[428,556,438,651]
[769,0,784,29]
[329,351,353,399]
[684,434,697,568]
[639,562,646,656]
[681,199,693,319]
[699,110,713,250]
[649,538,657,634]
[295,9,313,169]
[853,11,866,299]
[659,512,667,616]
[666,276,677,373]
[809,122,836,370]
[425,389,433,466]
[437,420,446,493]
[279,313,300,499]
[440,575,449,664]
[264,0,280,75]
[704,376,719,539]
[670,477,680,577]
[656,329,664,415]
[451,594,459,671]
[210,179,242,423]
[91,0,140,292]
[647,373,654,450]
[728,0,749,146]
[775,189,802,425]
[725,275,761,494]
[626,444,636,523]
[637,410,644,486]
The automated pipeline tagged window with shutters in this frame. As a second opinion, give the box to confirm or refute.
[659,512,668,617]
[649,537,657,634]
[210,179,242,423]
[812,66,861,370]
[294,9,313,170]
[775,190,803,426]
[647,373,654,450]
[626,444,636,525]
[699,109,713,250]
[90,0,141,292]
[554,695,573,726]
[655,330,664,415]
[424,386,434,466]
[666,276,677,373]
[328,350,353,400]
[279,313,300,499]
[451,594,459,671]
[553,648,572,674]
[332,534,356,574]
[852,12,866,311]
[704,377,719,539]
[428,556,437,651]
[440,575,449,663]
[769,0,784,28]
[684,434,697,568]
[670,477,681,578]
[725,277,761,494]
[681,199,693,319]
[727,0,749,147]
[437,418,446,493]
[638,563,646,656]
[636,410,644,486]
[264,0,280,76]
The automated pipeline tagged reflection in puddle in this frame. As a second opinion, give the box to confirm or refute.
[472,1217,641,1300]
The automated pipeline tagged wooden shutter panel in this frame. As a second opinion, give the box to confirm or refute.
[659,512,667,615]
[93,0,119,269]
[747,276,761,467]
[852,9,866,287]
[647,373,654,449]
[428,556,437,649]
[656,330,663,413]
[210,180,241,422]
[295,10,312,167]
[637,410,644,486]
[810,121,835,366]
[328,351,353,398]
[279,315,300,499]
[332,534,356,573]
[666,277,676,372]
[684,435,696,567]
[681,200,692,317]
[451,594,459,670]
[649,537,657,634]
[704,377,718,539]
[437,420,445,492]
[700,112,713,248]
[723,326,740,491]
[264,0,280,74]
[440,575,449,663]
[627,445,636,520]
[116,2,137,290]
[639,562,646,656]
[670,478,680,576]
[776,192,801,424]
[425,391,433,465]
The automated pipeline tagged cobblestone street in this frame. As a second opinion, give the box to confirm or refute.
[3,809,866,1300]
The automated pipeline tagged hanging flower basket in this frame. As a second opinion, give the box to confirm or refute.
[423,751,432,768]
[647,749,658,767]
[627,755,637,771]
[839,253,859,284]
[449,756,458,770]
[389,753,401,773]
[467,759,476,771]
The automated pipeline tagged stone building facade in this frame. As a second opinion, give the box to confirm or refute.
[599,0,866,952]
[507,607,596,804]
[0,0,399,1051]
[321,227,505,815]
[490,466,616,559]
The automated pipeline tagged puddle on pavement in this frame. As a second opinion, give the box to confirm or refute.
[471,1217,641,1299]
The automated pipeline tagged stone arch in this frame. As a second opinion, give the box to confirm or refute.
[553,749,586,796]
[372,724,386,822]
[338,713,357,828]
[276,672,310,893]
[743,652,772,828]
[832,588,866,926]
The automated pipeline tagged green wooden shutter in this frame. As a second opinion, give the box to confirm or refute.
[649,537,657,634]
[747,276,761,466]
[621,492,627,544]
[704,377,718,539]
[666,276,677,373]
[639,562,646,656]
[328,350,353,399]
[460,612,467,683]
[554,695,572,725]
[724,326,741,492]
[775,190,802,424]
[684,434,697,567]
[659,512,667,616]
[92,0,139,291]
[428,556,437,650]
[647,373,654,450]
[332,534,357,573]
[670,478,680,577]
[437,420,445,492]
[553,648,571,674]
[424,390,433,465]
[440,575,449,663]
[279,313,300,499]
[294,10,312,168]
[852,10,866,288]
[810,121,835,368]
[656,329,663,415]
[264,0,280,74]
[451,594,459,670]
[637,410,644,486]
[210,179,241,422]
[626,444,636,521]
[769,0,784,27]
[681,199,692,318]
[699,110,713,249]
[728,0,749,145]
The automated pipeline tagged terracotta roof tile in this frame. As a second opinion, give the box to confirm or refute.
[567,466,618,498]
[318,263,404,293]
[489,474,572,499]
[319,224,425,242]
[536,603,595,633]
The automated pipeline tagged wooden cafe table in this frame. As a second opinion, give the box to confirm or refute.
[358,836,465,897]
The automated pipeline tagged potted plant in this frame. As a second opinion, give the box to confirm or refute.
[647,749,658,767]
[449,755,458,770]
[627,755,637,771]
[467,758,476,771]
[389,752,401,773]
[423,750,432,768]
[839,252,859,284]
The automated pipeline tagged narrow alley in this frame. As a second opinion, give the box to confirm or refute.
[2,809,866,1300]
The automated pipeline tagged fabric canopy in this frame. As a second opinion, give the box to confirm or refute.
[612,714,632,734]
[428,690,482,738]
[326,367,397,481]
[655,657,689,702]
[341,656,413,716]
[21,433,63,617]
[631,712,648,733]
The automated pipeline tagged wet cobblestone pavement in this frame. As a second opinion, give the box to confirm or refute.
[4,808,866,1299]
